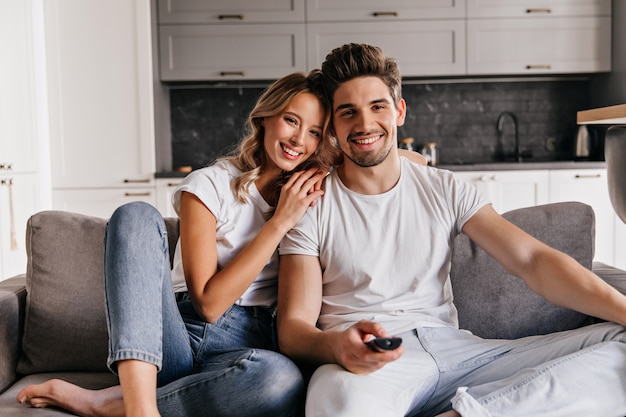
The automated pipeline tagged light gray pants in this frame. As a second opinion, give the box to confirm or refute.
[306,322,626,417]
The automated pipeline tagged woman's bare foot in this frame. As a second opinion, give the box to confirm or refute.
[16,379,125,417]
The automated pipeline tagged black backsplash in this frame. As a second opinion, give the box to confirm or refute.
[170,78,598,168]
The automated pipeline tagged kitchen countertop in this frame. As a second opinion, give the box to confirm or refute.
[156,160,607,178]
[437,160,606,171]
[577,104,626,125]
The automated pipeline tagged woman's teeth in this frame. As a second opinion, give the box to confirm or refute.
[282,145,300,157]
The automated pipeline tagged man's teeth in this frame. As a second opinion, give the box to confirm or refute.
[282,145,300,157]
[354,137,378,145]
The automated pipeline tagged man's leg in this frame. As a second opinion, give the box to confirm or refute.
[417,323,626,417]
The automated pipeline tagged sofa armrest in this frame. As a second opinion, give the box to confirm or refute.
[593,261,626,295]
[0,274,26,394]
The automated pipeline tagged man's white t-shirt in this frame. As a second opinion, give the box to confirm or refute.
[170,159,278,308]
[280,157,490,335]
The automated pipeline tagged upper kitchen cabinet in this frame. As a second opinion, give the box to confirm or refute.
[158,0,306,81]
[467,16,611,75]
[306,0,465,77]
[307,21,466,77]
[467,0,611,18]
[159,24,306,81]
[44,0,156,189]
[157,0,305,24]
[306,0,465,21]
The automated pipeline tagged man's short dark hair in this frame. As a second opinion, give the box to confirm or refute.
[321,43,403,106]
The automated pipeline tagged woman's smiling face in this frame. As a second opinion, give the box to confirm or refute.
[262,92,324,173]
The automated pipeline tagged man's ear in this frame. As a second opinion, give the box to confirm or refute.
[396,99,407,127]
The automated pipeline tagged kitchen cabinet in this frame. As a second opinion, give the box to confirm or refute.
[0,0,47,280]
[306,0,465,21]
[548,169,621,266]
[467,17,611,75]
[44,0,156,217]
[53,188,156,220]
[156,178,182,218]
[467,0,610,18]
[159,24,306,81]
[157,0,304,24]
[158,0,306,81]
[306,20,465,77]
[454,170,550,214]
[0,174,40,280]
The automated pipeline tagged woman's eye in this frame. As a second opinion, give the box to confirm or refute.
[310,130,322,138]
[285,117,297,125]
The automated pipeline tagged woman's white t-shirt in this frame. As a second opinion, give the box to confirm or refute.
[170,159,278,308]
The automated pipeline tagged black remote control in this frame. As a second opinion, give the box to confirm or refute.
[366,337,403,351]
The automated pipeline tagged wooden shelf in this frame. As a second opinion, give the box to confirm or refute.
[577,104,626,125]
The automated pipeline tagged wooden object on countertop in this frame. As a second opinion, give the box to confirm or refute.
[577,104,626,125]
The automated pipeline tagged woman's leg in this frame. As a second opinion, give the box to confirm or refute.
[103,202,193,416]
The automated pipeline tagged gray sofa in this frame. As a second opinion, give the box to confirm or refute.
[1,202,625,416]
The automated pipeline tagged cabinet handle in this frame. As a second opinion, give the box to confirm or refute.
[1,177,18,250]
[526,8,552,14]
[0,162,13,171]
[372,11,399,17]
[220,71,245,77]
[526,64,551,70]
[167,182,180,187]
[124,178,151,184]
[218,14,244,20]
[575,174,602,179]
[124,192,152,197]
[478,175,497,182]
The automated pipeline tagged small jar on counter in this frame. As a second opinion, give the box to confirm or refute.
[421,142,438,166]
[398,137,415,152]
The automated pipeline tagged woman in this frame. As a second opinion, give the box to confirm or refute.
[17,70,337,417]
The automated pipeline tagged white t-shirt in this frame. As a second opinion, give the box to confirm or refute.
[170,159,278,307]
[280,157,490,335]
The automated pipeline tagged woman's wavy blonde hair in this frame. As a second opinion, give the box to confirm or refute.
[225,70,341,204]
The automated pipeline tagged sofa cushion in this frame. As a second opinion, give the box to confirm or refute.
[450,202,595,340]
[17,211,110,374]
[17,210,180,374]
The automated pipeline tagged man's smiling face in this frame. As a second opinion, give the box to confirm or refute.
[331,76,406,168]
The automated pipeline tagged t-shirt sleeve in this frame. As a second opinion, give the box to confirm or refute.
[171,166,226,219]
[279,209,319,256]
[448,173,491,234]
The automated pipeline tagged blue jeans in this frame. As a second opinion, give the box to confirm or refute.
[307,323,626,417]
[104,202,303,417]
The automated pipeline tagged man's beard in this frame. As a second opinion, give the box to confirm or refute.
[344,144,392,168]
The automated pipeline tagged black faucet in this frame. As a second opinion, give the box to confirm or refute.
[496,111,521,162]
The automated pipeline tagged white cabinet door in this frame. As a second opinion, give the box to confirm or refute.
[307,21,466,77]
[0,173,40,280]
[467,0,610,17]
[467,17,611,75]
[548,169,616,265]
[0,0,38,173]
[454,170,550,214]
[53,188,156,220]
[160,24,306,81]
[44,0,155,189]
[306,0,465,21]
[156,178,182,218]
[157,0,305,24]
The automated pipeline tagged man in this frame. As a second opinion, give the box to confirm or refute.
[277,43,626,417]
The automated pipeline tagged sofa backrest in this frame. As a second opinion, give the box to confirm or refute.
[17,211,179,374]
[450,201,595,339]
[16,202,595,374]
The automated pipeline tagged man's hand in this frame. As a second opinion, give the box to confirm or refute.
[332,320,404,375]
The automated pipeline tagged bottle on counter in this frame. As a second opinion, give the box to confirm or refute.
[421,142,438,166]
[398,137,415,152]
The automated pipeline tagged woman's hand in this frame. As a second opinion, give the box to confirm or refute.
[272,167,327,230]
